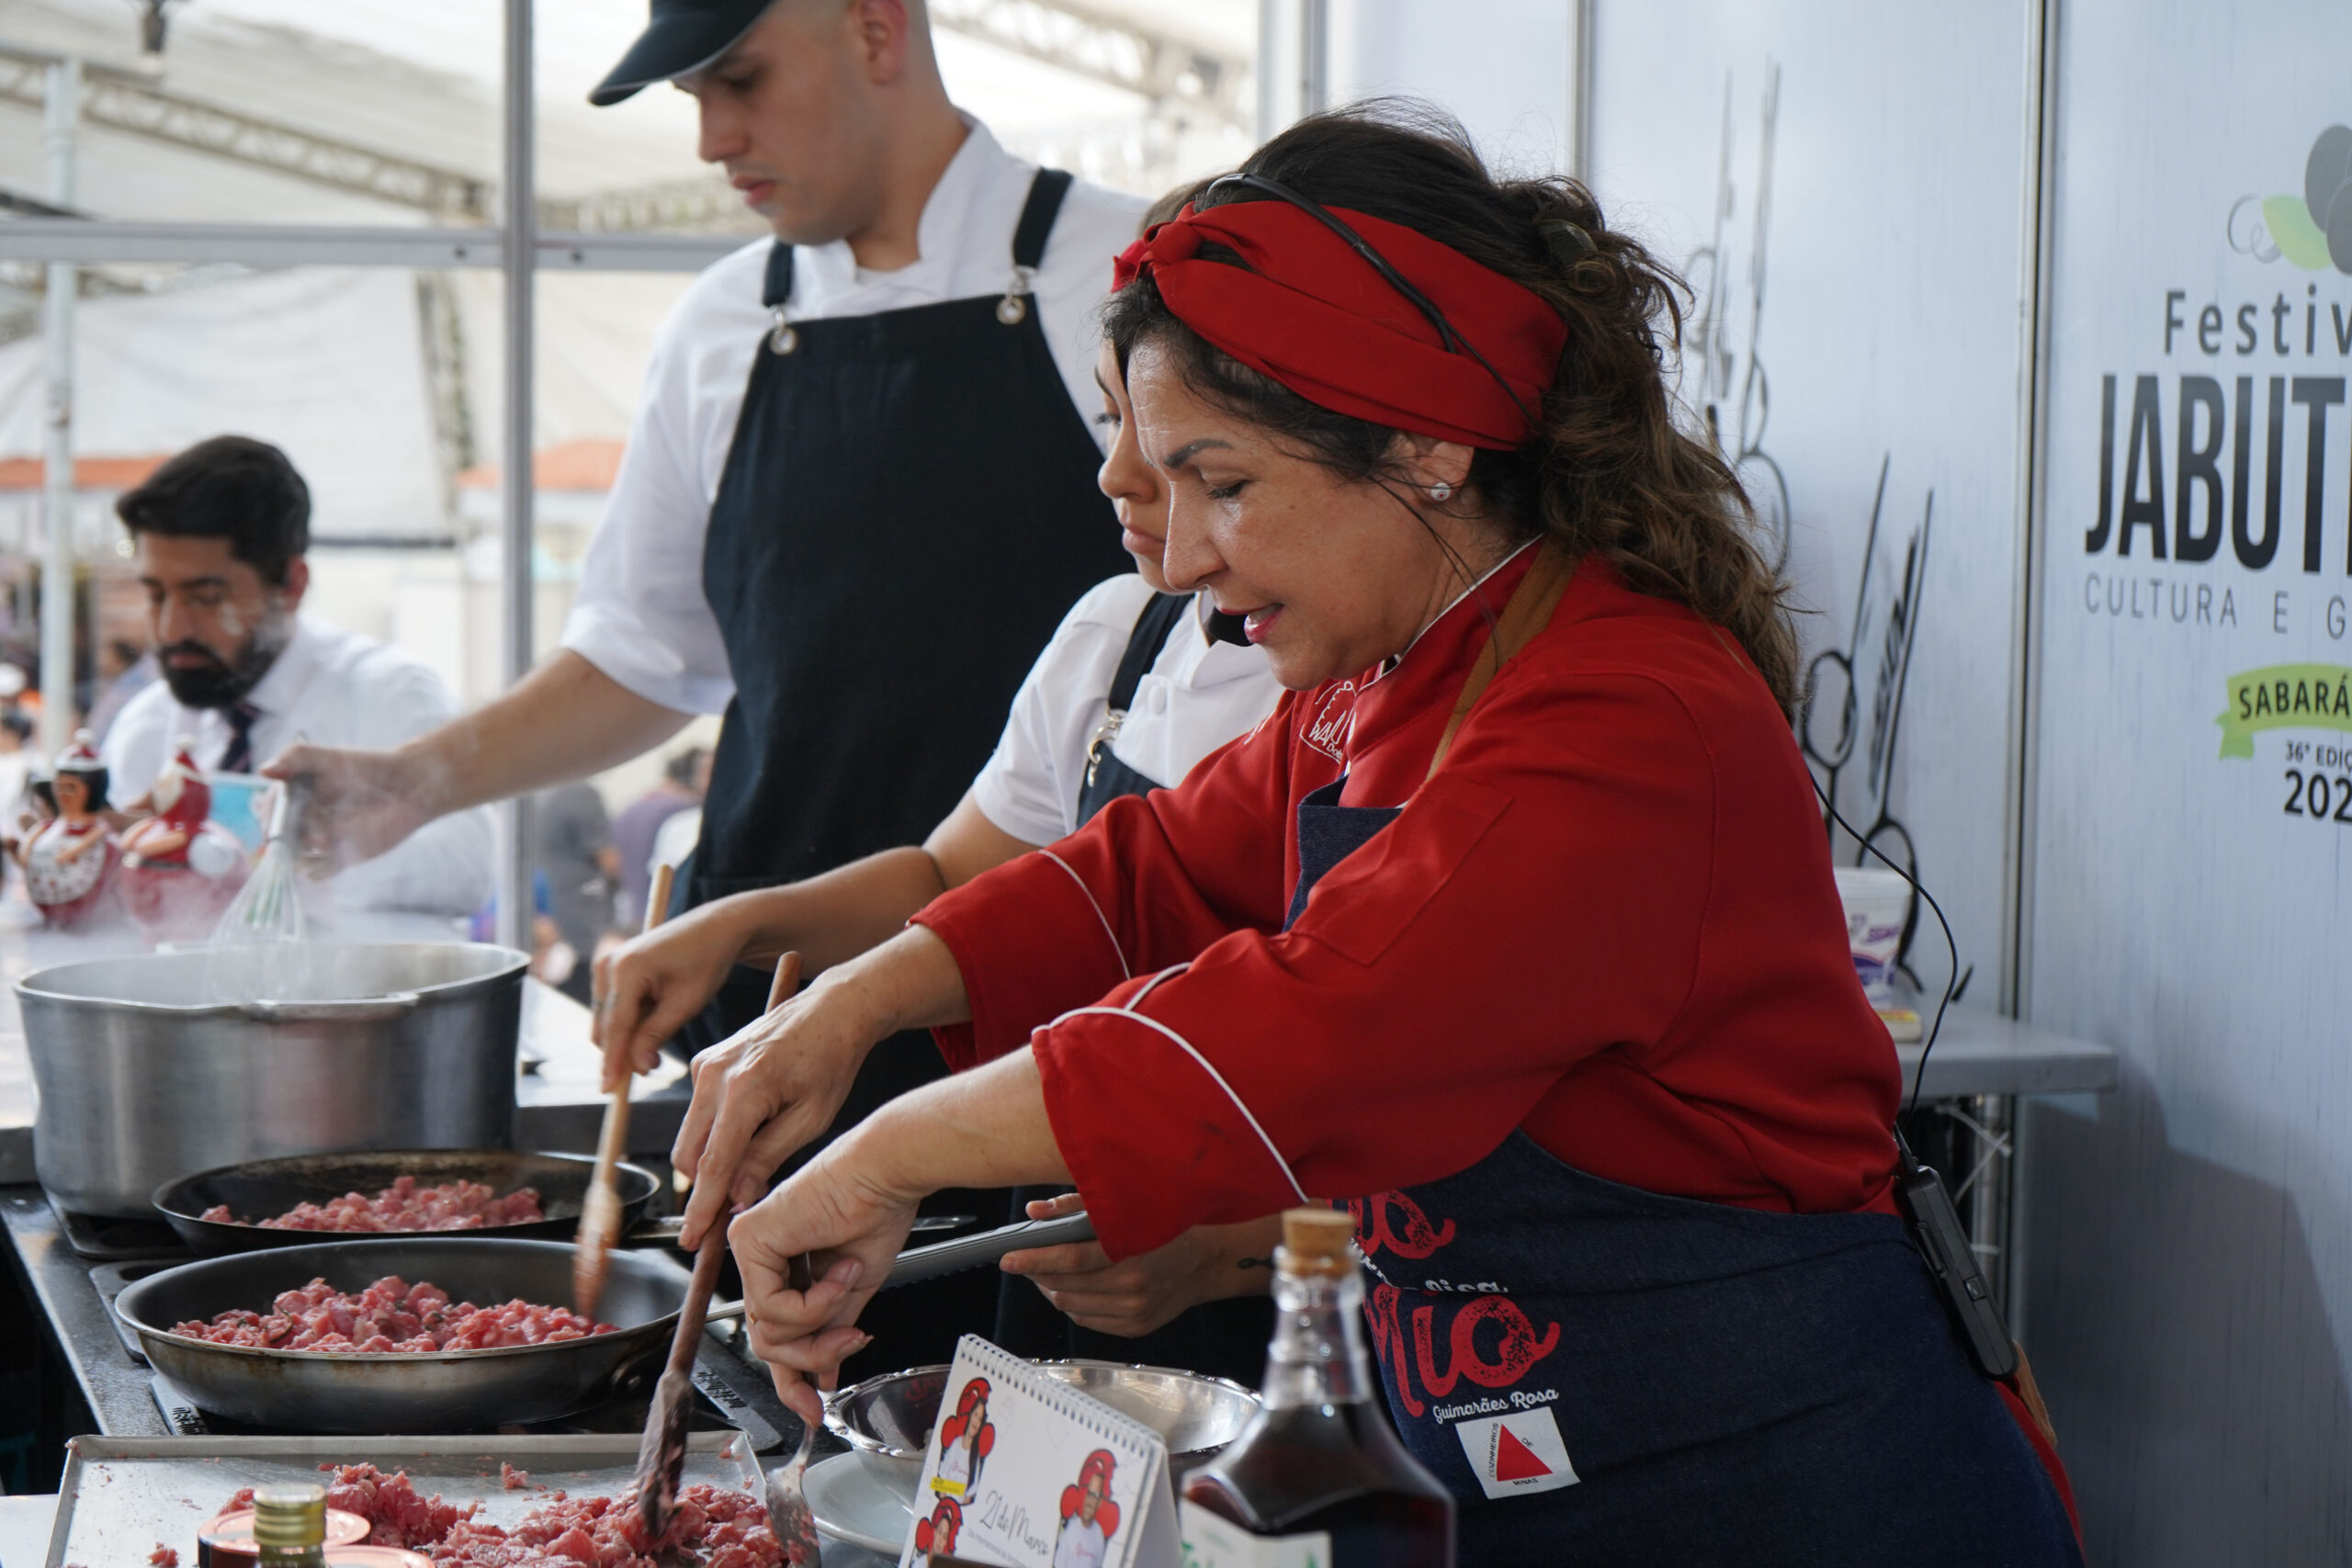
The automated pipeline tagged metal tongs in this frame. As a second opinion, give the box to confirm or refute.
[694,1207,1101,1326]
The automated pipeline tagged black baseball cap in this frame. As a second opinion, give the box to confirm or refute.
[589,0,777,107]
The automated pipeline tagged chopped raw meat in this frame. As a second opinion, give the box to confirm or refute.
[219,1472,777,1568]
[151,1545,179,1566]
[501,1462,530,1491]
[434,1485,781,1568]
[170,1277,614,1353]
[227,1466,473,1550]
[199,1177,544,1232]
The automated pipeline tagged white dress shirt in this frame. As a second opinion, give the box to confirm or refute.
[560,117,1148,716]
[970,573,1283,847]
[103,616,495,919]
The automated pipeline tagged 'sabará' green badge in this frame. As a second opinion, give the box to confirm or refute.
[2216,664,2352,757]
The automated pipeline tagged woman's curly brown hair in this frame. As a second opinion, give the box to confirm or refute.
[1102,101,1800,716]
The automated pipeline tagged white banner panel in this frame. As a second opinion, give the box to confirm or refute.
[1329,0,1575,175]
[2025,1,2352,1559]
[1587,1,2036,1004]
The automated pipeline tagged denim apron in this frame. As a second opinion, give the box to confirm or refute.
[1283,785,2080,1565]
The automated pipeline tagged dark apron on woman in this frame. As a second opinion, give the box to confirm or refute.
[684,169,1128,1375]
[1285,784,2082,1567]
[994,592,1279,1387]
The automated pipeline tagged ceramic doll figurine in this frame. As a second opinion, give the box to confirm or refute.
[17,730,118,928]
[119,739,249,941]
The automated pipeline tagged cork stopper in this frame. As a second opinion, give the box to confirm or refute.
[1276,1206,1357,1277]
[250,1485,325,1552]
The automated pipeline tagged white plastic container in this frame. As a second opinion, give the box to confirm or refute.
[1832,867,1912,1005]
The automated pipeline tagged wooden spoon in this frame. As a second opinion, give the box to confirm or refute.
[574,858,674,1320]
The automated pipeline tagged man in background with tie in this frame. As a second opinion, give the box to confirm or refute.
[100,435,492,928]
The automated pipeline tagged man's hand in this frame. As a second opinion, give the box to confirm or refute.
[262,650,695,877]
[593,897,761,1091]
[999,1193,1278,1338]
[670,970,894,1249]
[263,743,435,874]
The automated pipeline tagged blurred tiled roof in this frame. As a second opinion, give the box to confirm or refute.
[455,437,625,492]
[0,453,166,491]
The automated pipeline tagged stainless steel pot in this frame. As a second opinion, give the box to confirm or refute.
[18,942,528,1217]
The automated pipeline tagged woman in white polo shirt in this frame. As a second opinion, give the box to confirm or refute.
[594,331,1284,1382]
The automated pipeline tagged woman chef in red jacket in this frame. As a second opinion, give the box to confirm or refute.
[683,107,2083,1566]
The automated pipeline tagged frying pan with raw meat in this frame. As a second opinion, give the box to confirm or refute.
[113,1216,1102,1432]
[153,1149,663,1256]
[113,1236,695,1432]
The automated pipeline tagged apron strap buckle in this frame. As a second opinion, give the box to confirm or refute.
[767,306,798,355]
[996,264,1037,325]
[1082,709,1125,789]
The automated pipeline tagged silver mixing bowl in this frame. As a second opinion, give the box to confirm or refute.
[827,1359,1261,1493]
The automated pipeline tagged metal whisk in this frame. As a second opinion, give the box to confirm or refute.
[205,781,310,999]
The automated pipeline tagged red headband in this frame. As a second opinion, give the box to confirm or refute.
[1113,200,1566,450]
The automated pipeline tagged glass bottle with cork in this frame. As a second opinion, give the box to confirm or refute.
[1181,1206,1454,1566]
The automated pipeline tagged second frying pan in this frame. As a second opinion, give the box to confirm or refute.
[153,1149,662,1256]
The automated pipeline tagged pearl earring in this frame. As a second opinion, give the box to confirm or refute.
[1429,481,1453,502]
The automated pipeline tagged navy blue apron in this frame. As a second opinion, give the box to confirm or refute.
[685,168,1129,1377]
[1072,589,1189,823]
[995,590,1278,1387]
[1283,782,2081,1565]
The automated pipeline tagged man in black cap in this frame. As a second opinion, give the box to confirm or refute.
[272,0,1138,1371]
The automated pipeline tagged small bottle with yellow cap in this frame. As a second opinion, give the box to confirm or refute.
[1179,1207,1453,1565]
[249,1486,329,1568]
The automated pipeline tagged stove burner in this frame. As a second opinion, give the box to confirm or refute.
[90,1258,184,1363]
[48,1196,188,1261]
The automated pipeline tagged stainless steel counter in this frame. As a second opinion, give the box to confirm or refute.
[0,1493,54,1568]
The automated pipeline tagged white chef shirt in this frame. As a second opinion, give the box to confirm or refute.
[103,616,495,919]
[560,116,1148,716]
[970,573,1282,847]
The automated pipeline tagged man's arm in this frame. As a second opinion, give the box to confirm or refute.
[266,651,690,873]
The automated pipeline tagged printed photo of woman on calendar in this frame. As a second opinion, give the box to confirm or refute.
[933,1377,996,1499]
[911,1495,963,1566]
[1050,1450,1120,1568]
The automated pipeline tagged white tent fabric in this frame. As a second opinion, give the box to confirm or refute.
[0,264,697,527]
[0,266,447,537]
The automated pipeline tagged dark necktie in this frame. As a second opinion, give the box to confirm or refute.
[220,701,261,773]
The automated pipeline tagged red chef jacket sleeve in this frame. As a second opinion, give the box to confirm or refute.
[923,644,1729,1262]
[918,700,1300,1073]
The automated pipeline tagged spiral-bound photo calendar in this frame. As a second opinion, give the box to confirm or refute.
[900,1334,1179,1568]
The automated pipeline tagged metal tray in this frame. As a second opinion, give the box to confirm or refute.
[46,1431,763,1568]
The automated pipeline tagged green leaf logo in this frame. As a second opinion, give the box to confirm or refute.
[2262,195,2334,270]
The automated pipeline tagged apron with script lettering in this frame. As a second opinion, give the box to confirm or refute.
[1285,784,2082,1567]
